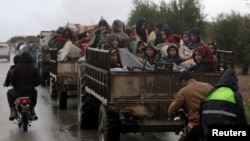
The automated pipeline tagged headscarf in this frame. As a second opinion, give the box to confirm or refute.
[193,46,214,63]
[135,17,148,43]
[154,22,167,31]
[192,45,216,71]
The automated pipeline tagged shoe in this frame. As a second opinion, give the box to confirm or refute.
[9,107,17,121]
[30,107,38,121]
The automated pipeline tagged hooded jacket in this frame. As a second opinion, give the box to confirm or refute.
[131,40,144,58]
[200,68,248,136]
[162,44,183,65]
[189,27,205,50]
[111,19,130,48]
[134,17,149,43]
[10,52,41,94]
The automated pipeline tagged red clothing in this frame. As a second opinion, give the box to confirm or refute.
[163,34,181,47]
[193,45,216,71]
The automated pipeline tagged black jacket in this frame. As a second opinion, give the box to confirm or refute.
[10,53,41,94]
[4,65,17,87]
[200,68,248,136]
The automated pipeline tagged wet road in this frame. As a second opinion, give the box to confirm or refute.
[0,51,79,141]
[0,51,181,141]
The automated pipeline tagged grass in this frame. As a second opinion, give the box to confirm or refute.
[236,68,250,123]
[244,103,250,123]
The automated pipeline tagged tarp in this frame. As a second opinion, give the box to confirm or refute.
[118,48,154,71]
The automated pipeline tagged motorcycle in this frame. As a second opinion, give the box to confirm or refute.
[170,109,188,141]
[14,97,37,132]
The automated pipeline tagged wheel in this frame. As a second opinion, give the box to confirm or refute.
[98,105,121,141]
[59,91,67,109]
[41,76,46,86]
[22,113,28,132]
[79,93,100,129]
[78,63,100,129]
[41,71,50,86]
[50,77,57,98]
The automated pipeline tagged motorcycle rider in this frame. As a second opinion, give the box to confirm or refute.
[3,54,21,87]
[7,52,41,120]
[168,71,213,141]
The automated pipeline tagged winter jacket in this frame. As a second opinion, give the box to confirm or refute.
[134,17,149,43]
[131,40,144,58]
[4,65,17,87]
[10,53,41,94]
[200,68,248,136]
[111,19,130,48]
[162,44,183,65]
[189,27,205,50]
[168,79,213,125]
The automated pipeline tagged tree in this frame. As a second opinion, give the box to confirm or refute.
[210,12,250,75]
[127,0,206,34]
[127,0,160,31]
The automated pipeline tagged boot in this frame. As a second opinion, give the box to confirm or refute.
[9,107,17,121]
[30,107,38,121]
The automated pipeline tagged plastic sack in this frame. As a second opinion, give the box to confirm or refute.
[58,41,81,61]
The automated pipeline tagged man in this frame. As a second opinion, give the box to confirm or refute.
[3,55,20,87]
[200,68,248,138]
[189,27,205,50]
[168,71,213,141]
[7,52,41,120]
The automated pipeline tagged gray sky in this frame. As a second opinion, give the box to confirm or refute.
[0,0,249,42]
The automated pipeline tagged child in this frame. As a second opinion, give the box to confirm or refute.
[97,40,107,50]
[182,31,192,48]
[125,28,137,52]
[131,40,145,58]
[109,48,121,68]
[106,34,119,50]
[142,43,157,65]
[162,44,183,65]
[207,41,218,68]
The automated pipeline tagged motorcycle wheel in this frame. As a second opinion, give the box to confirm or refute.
[22,113,28,132]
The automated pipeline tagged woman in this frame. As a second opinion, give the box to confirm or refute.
[191,45,216,72]
[133,17,149,43]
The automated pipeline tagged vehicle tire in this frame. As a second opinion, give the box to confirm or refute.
[46,74,50,86]
[41,76,46,86]
[59,91,67,109]
[77,63,101,129]
[98,104,121,141]
[22,113,28,132]
[79,93,100,129]
[77,63,97,129]
[50,77,57,98]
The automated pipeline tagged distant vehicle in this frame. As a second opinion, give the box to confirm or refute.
[0,43,10,61]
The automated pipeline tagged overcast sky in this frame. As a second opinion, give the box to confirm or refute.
[0,0,249,42]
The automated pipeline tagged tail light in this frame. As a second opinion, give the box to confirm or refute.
[20,98,29,106]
